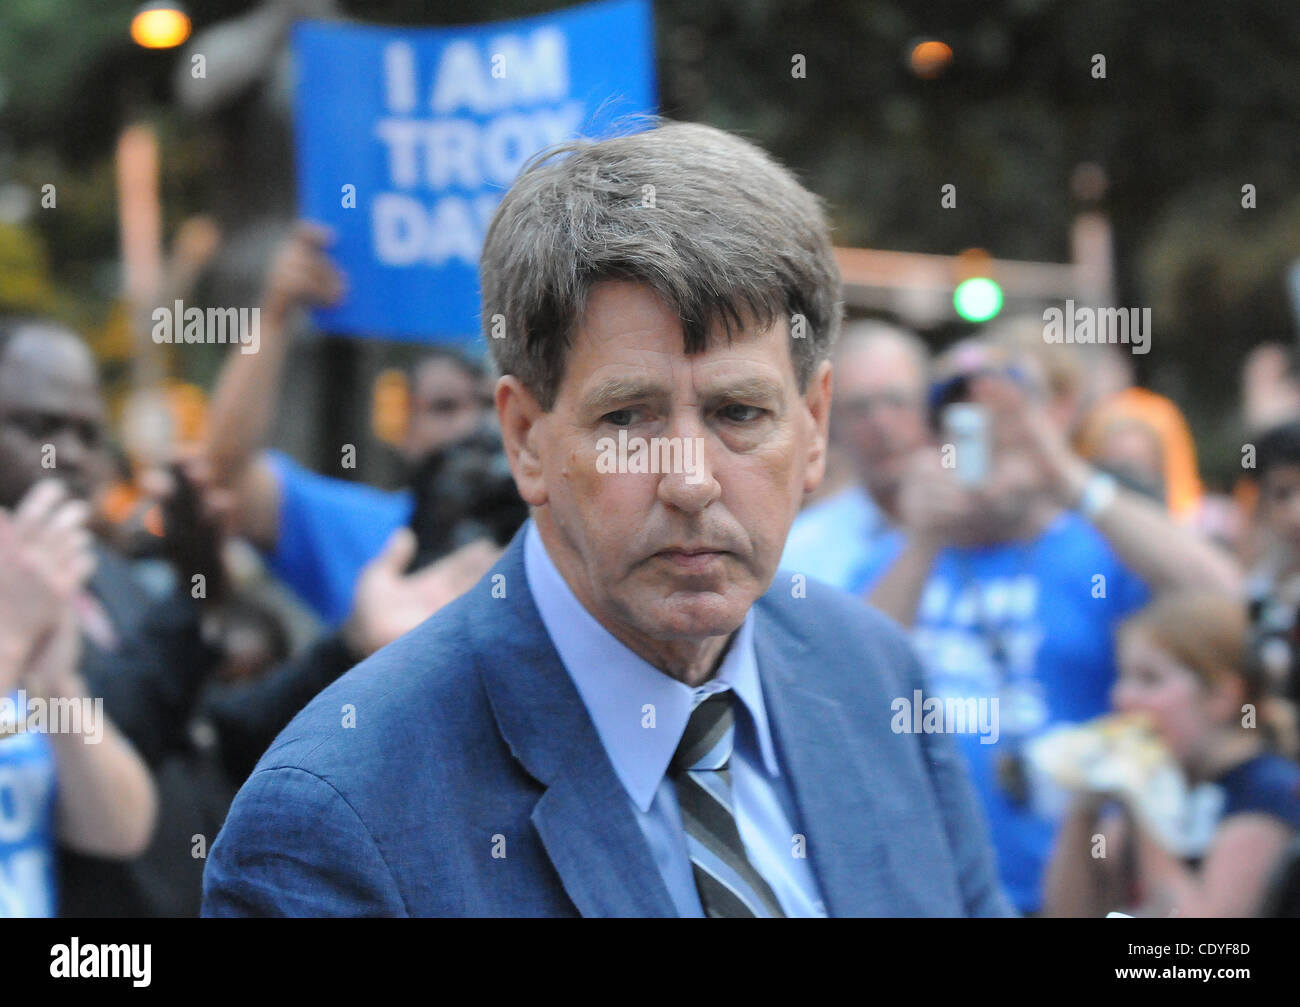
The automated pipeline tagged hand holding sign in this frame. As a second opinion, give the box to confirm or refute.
[262,222,347,325]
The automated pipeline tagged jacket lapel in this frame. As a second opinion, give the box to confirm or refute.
[753,600,899,916]
[473,525,677,917]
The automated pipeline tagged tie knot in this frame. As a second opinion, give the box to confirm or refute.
[670,691,735,775]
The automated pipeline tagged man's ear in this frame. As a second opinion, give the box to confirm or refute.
[803,358,833,496]
[496,375,548,507]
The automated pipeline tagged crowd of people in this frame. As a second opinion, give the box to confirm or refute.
[783,316,1300,916]
[0,230,522,915]
[3,214,1300,916]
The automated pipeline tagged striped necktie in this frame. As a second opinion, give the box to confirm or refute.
[669,690,785,918]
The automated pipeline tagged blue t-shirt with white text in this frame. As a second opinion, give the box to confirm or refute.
[865,512,1152,914]
[0,699,58,918]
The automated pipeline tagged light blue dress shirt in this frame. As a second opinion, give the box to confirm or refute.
[780,484,903,595]
[522,519,828,917]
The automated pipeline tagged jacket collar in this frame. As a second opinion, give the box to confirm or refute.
[472,523,677,917]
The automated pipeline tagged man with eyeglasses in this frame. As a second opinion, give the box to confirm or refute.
[864,335,1241,915]
[779,319,929,593]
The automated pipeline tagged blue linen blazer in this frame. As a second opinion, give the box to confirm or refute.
[202,523,1013,917]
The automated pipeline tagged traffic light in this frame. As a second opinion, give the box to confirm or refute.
[953,276,1004,322]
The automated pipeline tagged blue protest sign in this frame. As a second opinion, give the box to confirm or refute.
[291,0,656,341]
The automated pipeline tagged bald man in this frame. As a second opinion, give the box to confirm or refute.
[0,323,108,511]
[779,320,930,593]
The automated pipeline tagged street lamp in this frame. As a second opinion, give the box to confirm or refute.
[130,2,191,49]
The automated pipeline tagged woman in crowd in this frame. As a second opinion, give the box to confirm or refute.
[1044,591,1300,917]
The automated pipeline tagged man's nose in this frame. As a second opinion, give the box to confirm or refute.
[655,415,720,513]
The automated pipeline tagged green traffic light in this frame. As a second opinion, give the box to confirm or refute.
[954,277,1004,322]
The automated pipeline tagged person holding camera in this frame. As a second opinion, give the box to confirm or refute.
[865,336,1241,915]
[203,223,508,626]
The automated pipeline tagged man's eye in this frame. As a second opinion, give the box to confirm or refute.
[603,409,637,426]
[78,422,103,449]
[14,414,54,438]
[719,404,763,423]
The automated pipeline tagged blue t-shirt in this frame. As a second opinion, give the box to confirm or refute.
[1215,752,1300,828]
[265,450,414,626]
[867,512,1152,913]
[0,705,58,918]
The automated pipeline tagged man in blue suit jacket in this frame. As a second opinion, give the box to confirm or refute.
[203,119,1012,917]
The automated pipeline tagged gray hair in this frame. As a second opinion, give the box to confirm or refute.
[480,119,842,411]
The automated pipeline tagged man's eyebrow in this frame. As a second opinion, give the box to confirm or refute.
[581,377,668,413]
[700,376,784,403]
[581,374,785,413]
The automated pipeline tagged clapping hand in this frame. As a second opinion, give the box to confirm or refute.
[0,480,96,695]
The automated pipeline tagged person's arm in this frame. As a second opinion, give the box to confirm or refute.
[864,450,967,625]
[204,222,344,549]
[984,376,1242,595]
[866,535,941,626]
[1042,795,1130,918]
[202,765,408,917]
[1132,813,1294,917]
[24,616,157,858]
[1051,449,1241,594]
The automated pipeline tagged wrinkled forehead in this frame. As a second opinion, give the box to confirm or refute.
[0,328,104,418]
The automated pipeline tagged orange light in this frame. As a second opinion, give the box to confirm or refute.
[909,40,953,79]
[130,5,191,49]
[955,247,992,281]
[372,369,411,446]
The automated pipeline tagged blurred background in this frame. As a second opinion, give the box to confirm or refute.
[2,0,1298,486]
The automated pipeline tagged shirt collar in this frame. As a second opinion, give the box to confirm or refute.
[522,518,780,811]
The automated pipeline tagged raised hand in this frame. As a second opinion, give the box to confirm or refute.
[343,527,502,658]
[261,221,347,324]
[0,479,96,693]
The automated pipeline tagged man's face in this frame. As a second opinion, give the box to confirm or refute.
[501,281,830,661]
[0,328,107,508]
[401,358,492,464]
[831,339,928,497]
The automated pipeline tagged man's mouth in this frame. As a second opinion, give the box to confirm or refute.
[654,547,728,571]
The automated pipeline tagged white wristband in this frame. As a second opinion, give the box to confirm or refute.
[1078,471,1119,520]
